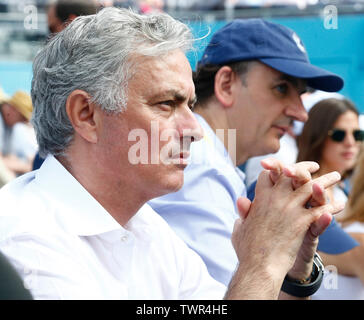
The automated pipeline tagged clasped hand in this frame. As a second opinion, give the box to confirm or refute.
[232,158,345,292]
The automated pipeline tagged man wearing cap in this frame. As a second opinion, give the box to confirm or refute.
[0,90,36,178]
[149,19,355,294]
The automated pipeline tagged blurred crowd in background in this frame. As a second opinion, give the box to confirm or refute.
[2,0,364,62]
[0,0,361,13]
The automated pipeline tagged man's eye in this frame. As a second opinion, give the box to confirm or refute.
[159,100,175,108]
[275,83,288,94]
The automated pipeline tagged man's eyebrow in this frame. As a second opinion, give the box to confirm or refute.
[154,90,197,105]
[278,74,307,93]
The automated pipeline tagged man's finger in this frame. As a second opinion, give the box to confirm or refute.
[309,200,345,223]
[237,197,252,220]
[260,158,284,184]
[282,161,320,190]
[311,171,341,190]
[231,218,243,251]
[309,213,333,238]
[294,171,341,207]
[308,182,326,207]
[261,158,320,189]
[255,169,276,191]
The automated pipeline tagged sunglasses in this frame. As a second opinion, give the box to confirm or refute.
[328,128,364,142]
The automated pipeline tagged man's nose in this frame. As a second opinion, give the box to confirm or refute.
[178,106,204,143]
[285,92,308,123]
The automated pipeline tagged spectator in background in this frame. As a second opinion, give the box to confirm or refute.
[138,0,164,13]
[295,98,364,299]
[0,88,15,187]
[163,0,224,11]
[226,0,318,10]
[0,90,35,178]
[296,98,363,206]
[47,0,99,34]
[99,0,138,10]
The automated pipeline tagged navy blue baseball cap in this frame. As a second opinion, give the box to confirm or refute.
[198,19,344,92]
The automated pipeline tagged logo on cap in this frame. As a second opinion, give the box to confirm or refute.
[292,32,306,53]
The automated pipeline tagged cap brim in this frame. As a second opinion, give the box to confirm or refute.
[260,58,344,92]
[317,218,359,254]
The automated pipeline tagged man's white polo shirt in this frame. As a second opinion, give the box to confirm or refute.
[0,156,225,299]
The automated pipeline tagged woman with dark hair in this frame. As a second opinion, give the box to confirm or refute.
[297,98,363,205]
[297,98,364,300]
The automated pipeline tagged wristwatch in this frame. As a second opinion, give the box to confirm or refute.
[281,253,324,298]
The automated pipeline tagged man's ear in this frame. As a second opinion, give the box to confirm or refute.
[214,66,237,108]
[68,14,78,21]
[65,90,99,144]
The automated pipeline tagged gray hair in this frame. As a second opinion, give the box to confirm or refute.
[31,7,193,157]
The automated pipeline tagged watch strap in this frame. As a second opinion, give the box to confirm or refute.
[281,253,324,298]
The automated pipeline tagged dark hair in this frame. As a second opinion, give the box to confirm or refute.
[55,0,99,23]
[193,60,255,108]
[297,98,359,168]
